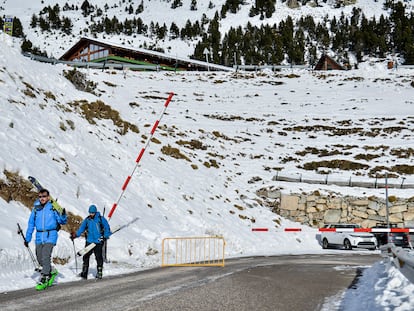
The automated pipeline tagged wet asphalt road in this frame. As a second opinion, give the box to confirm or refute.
[0,253,381,311]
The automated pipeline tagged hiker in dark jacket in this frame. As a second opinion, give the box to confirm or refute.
[71,204,111,279]
[25,189,67,286]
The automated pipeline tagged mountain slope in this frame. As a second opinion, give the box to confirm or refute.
[1,0,403,60]
[1,31,414,291]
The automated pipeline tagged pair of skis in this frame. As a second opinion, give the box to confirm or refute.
[28,176,64,214]
[76,217,138,256]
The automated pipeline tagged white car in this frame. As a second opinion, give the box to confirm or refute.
[321,224,377,250]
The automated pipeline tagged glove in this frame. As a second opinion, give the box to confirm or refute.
[98,237,106,244]
[62,208,66,216]
[70,232,76,241]
[24,240,29,247]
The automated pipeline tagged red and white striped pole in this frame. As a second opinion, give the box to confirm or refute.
[108,92,175,220]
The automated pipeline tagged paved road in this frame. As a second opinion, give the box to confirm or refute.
[0,253,380,311]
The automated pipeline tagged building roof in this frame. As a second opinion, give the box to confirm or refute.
[60,37,233,72]
[314,54,344,70]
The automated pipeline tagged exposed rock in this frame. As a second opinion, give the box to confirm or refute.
[280,194,299,211]
[258,189,414,228]
[324,209,341,223]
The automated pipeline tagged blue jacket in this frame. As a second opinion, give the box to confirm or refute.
[25,199,68,245]
[75,212,111,244]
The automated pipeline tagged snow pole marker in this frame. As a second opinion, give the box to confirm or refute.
[108,92,175,220]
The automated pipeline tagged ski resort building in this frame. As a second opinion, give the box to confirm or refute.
[60,37,232,72]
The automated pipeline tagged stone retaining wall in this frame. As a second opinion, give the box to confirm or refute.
[256,188,414,228]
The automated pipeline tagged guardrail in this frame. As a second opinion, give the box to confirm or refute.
[272,174,414,189]
[234,64,310,71]
[161,236,226,267]
[389,245,414,283]
[23,53,164,71]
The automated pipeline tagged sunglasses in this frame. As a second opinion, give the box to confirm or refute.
[38,195,49,198]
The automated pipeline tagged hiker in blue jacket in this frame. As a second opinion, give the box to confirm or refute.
[25,189,67,286]
[71,204,111,279]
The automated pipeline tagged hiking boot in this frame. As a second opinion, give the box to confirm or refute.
[80,264,88,279]
[35,275,51,291]
[48,270,58,287]
[96,267,103,279]
[38,275,48,284]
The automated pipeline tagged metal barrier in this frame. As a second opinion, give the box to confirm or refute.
[272,174,414,189]
[388,245,414,284]
[162,236,226,267]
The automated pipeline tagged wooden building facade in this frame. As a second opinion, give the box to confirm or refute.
[59,37,232,71]
[314,54,345,70]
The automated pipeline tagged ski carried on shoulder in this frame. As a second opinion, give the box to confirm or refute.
[77,217,139,256]
[28,176,64,214]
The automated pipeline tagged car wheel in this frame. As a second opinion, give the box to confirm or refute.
[322,238,330,249]
[344,239,352,250]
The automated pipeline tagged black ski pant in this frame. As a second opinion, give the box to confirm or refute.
[82,242,103,273]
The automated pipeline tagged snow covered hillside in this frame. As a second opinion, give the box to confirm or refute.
[0,0,405,60]
[1,28,414,299]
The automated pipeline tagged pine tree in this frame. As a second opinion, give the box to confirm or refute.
[62,17,73,35]
[208,12,221,63]
[30,14,38,28]
[250,0,276,19]
[49,4,61,29]
[224,0,243,14]
[136,0,144,14]
[180,20,193,40]
[292,28,305,64]
[136,17,146,34]
[38,16,49,31]
[157,23,167,40]
[170,22,180,39]
[21,38,33,53]
[171,0,183,9]
[124,18,133,35]
[12,17,24,37]
[81,0,91,17]
[190,0,197,11]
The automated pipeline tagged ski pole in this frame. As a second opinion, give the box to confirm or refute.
[17,223,42,272]
[107,92,175,220]
[72,238,78,273]
[102,207,108,263]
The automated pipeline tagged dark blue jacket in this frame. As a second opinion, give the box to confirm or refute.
[75,212,111,244]
[25,199,68,245]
